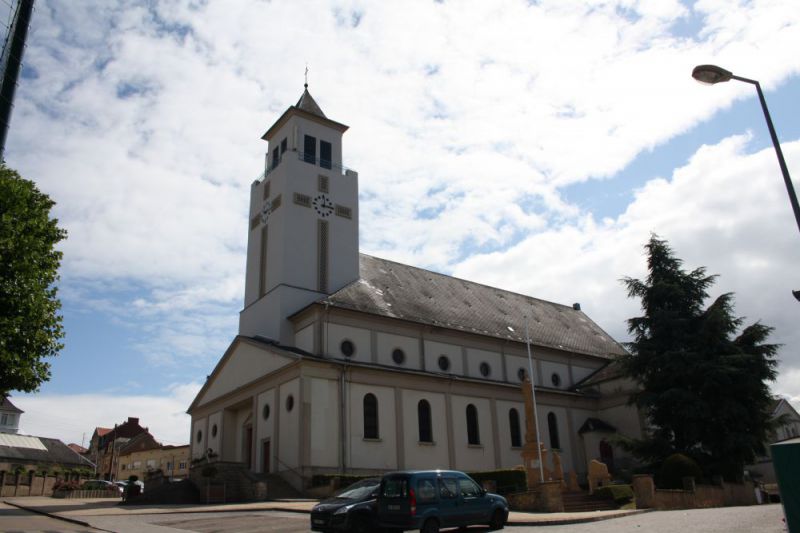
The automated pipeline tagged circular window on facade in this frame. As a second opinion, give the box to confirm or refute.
[196,429,202,443]
[211,424,218,438]
[262,404,270,420]
[438,355,450,371]
[479,362,491,377]
[286,394,295,412]
[392,348,405,365]
[340,340,355,357]
[518,368,527,381]
[551,373,562,387]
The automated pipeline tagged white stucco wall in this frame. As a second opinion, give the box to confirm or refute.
[540,360,569,389]
[401,389,449,470]
[505,354,538,385]
[376,332,420,370]
[279,379,301,470]
[347,383,397,470]
[296,325,314,354]
[495,400,526,468]
[206,411,222,457]
[200,342,293,405]
[465,348,503,381]
[424,340,463,376]
[327,324,371,362]
[309,378,340,467]
[450,395,495,471]
[256,389,276,473]
[192,418,207,459]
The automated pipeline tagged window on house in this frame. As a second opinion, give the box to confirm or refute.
[548,412,560,450]
[179,462,187,469]
[418,399,432,443]
[280,138,287,154]
[509,408,522,447]
[0,414,7,425]
[466,404,480,445]
[304,135,316,164]
[320,140,332,169]
[364,393,379,439]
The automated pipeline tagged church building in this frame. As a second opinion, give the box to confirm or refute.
[187,87,641,490]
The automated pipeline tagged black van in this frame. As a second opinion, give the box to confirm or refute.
[377,470,508,532]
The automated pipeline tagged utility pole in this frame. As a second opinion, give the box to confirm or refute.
[0,0,34,160]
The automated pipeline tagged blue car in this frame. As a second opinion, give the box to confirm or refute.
[377,470,508,532]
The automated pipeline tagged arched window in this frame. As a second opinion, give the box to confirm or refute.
[509,408,522,447]
[363,393,379,439]
[547,412,560,450]
[418,400,432,443]
[466,404,480,445]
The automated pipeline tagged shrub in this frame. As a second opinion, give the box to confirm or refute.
[657,453,702,489]
[52,480,80,492]
[594,484,633,504]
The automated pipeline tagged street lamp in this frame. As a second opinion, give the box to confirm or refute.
[692,64,800,302]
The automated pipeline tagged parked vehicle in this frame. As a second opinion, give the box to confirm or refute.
[81,480,123,494]
[377,470,508,532]
[311,477,381,532]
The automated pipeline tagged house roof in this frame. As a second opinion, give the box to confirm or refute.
[67,443,88,454]
[0,396,23,414]
[316,254,627,359]
[94,427,112,437]
[0,434,94,468]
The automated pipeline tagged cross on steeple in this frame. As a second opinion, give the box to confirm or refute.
[304,64,309,88]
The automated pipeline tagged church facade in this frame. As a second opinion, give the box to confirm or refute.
[187,88,641,490]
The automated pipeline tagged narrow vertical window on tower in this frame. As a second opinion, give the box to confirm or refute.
[280,137,287,154]
[509,408,522,447]
[547,412,560,450]
[272,146,279,170]
[259,226,268,297]
[320,140,332,169]
[418,399,432,443]
[304,134,316,164]
[466,404,480,445]
[318,220,329,292]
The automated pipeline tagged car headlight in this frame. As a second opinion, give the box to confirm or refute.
[334,504,354,515]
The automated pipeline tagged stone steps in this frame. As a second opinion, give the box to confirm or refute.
[562,491,618,512]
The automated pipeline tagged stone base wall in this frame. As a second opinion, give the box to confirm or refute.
[507,481,564,512]
[632,474,757,510]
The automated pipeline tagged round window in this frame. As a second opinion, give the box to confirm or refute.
[196,429,202,443]
[340,340,355,357]
[517,368,526,381]
[211,424,218,438]
[551,373,562,387]
[262,404,270,420]
[479,362,491,377]
[392,348,405,365]
[286,394,295,412]
[438,355,450,371]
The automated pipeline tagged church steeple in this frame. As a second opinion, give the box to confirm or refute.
[240,87,360,345]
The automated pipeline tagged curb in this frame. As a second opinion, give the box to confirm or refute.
[2,500,116,532]
[506,508,653,526]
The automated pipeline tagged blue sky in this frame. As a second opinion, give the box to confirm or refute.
[3,0,800,446]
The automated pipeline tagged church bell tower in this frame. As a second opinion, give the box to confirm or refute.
[239,86,359,344]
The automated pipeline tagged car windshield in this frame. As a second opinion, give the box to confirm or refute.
[335,479,379,500]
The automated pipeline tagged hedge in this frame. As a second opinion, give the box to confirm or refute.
[311,469,526,495]
[594,484,633,504]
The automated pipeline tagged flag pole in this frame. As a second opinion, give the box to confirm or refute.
[525,318,545,483]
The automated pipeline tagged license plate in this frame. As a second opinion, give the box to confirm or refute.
[388,504,400,511]
[313,519,325,525]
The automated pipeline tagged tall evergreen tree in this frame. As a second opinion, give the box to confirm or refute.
[0,165,66,395]
[621,235,779,480]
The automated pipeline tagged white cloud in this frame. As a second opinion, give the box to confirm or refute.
[12,382,202,447]
[4,1,800,407]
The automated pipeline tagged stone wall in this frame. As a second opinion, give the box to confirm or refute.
[0,471,80,497]
[632,474,757,510]
[506,481,564,512]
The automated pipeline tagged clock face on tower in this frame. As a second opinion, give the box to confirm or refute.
[312,194,334,218]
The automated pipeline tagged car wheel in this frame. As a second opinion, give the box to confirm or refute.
[421,518,440,533]
[489,509,505,530]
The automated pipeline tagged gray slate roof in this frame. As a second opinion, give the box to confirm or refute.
[321,254,626,359]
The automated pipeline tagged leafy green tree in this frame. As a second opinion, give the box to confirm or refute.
[621,235,779,480]
[0,165,66,395]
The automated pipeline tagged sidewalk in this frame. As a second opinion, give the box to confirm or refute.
[3,496,650,528]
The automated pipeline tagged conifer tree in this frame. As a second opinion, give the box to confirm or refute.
[621,235,779,480]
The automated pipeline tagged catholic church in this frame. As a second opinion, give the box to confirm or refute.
[187,86,642,490]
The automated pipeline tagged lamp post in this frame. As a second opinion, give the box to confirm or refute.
[692,64,800,302]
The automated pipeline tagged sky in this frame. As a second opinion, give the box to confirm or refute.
[3,0,799,447]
